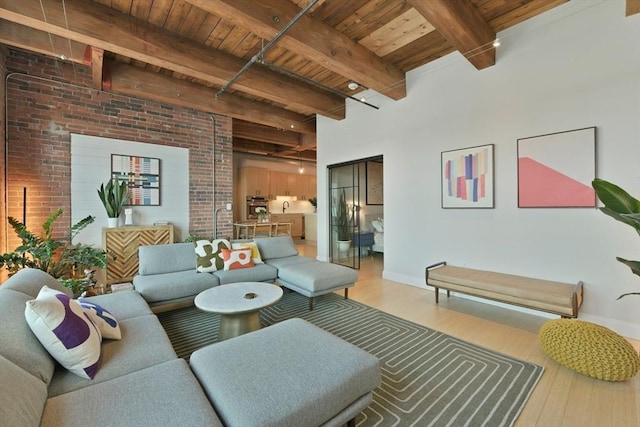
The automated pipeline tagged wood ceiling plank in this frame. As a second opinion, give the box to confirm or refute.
[185,0,407,100]
[0,0,345,119]
[340,1,414,41]
[408,0,496,70]
[146,0,174,27]
[488,0,567,32]
[628,0,640,16]
[359,8,435,57]
[130,0,153,21]
[106,60,317,135]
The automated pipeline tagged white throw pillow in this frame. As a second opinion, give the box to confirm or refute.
[79,300,121,340]
[371,220,384,232]
[25,286,102,379]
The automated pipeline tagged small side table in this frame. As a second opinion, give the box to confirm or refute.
[354,232,374,256]
[194,282,283,341]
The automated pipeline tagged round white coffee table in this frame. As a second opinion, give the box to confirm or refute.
[194,282,283,341]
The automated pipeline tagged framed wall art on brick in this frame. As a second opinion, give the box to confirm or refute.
[517,127,596,208]
[441,144,494,208]
[112,154,161,206]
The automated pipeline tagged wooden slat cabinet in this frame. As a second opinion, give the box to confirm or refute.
[102,225,174,284]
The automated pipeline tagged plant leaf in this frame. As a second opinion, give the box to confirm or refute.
[592,178,640,214]
[616,257,640,278]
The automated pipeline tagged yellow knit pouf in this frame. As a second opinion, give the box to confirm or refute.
[539,319,640,381]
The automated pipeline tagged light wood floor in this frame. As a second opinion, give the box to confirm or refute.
[297,244,640,427]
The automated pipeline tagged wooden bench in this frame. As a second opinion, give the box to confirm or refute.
[425,262,583,318]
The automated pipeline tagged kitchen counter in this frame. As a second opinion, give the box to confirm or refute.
[303,213,317,244]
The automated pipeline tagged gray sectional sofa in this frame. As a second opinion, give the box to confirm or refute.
[1,267,380,427]
[134,236,359,311]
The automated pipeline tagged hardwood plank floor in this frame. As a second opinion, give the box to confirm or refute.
[297,244,640,427]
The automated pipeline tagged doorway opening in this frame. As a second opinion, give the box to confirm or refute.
[328,155,383,270]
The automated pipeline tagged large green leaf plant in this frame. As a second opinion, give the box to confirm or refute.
[592,178,640,298]
[0,209,110,280]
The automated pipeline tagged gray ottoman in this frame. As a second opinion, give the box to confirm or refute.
[189,318,380,427]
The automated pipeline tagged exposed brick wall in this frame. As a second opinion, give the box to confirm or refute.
[4,48,233,250]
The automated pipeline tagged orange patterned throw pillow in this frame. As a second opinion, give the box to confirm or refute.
[220,248,255,271]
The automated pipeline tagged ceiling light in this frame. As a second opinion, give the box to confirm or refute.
[360,97,366,102]
[493,39,501,47]
[348,82,358,91]
[59,54,68,61]
[290,124,295,129]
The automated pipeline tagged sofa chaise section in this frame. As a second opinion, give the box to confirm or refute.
[256,236,359,310]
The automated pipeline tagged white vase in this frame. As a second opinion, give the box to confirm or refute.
[107,217,119,228]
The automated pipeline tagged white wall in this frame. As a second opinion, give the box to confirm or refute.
[71,134,190,246]
[316,0,640,338]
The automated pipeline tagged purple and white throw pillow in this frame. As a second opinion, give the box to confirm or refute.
[79,301,121,340]
[25,286,102,379]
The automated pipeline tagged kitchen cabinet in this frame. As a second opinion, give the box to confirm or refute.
[270,213,303,240]
[270,171,297,197]
[271,171,316,200]
[296,174,316,200]
[238,167,271,198]
[102,225,174,284]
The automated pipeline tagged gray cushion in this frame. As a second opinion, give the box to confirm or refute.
[42,359,223,427]
[278,261,358,293]
[1,268,72,298]
[138,243,196,275]
[212,263,278,285]
[133,270,219,303]
[264,255,315,269]
[0,355,48,427]
[255,236,298,260]
[82,290,153,320]
[0,288,56,384]
[48,315,177,397]
[190,318,380,427]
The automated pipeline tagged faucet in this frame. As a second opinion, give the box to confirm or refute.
[282,201,290,213]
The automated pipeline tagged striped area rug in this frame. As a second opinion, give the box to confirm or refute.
[158,291,543,427]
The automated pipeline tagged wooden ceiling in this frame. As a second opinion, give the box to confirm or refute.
[0,0,593,161]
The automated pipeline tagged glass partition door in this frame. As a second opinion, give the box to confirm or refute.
[328,163,360,269]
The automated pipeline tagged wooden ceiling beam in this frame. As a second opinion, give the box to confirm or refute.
[0,0,345,119]
[106,60,316,135]
[84,46,104,90]
[185,0,407,100]
[408,0,496,70]
[233,138,316,161]
[0,19,85,63]
[233,120,301,147]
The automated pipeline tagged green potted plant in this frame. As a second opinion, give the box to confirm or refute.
[97,178,129,227]
[309,197,317,213]
[592,178,640,298]
[336,189,353,251]
[0,209,111,296]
